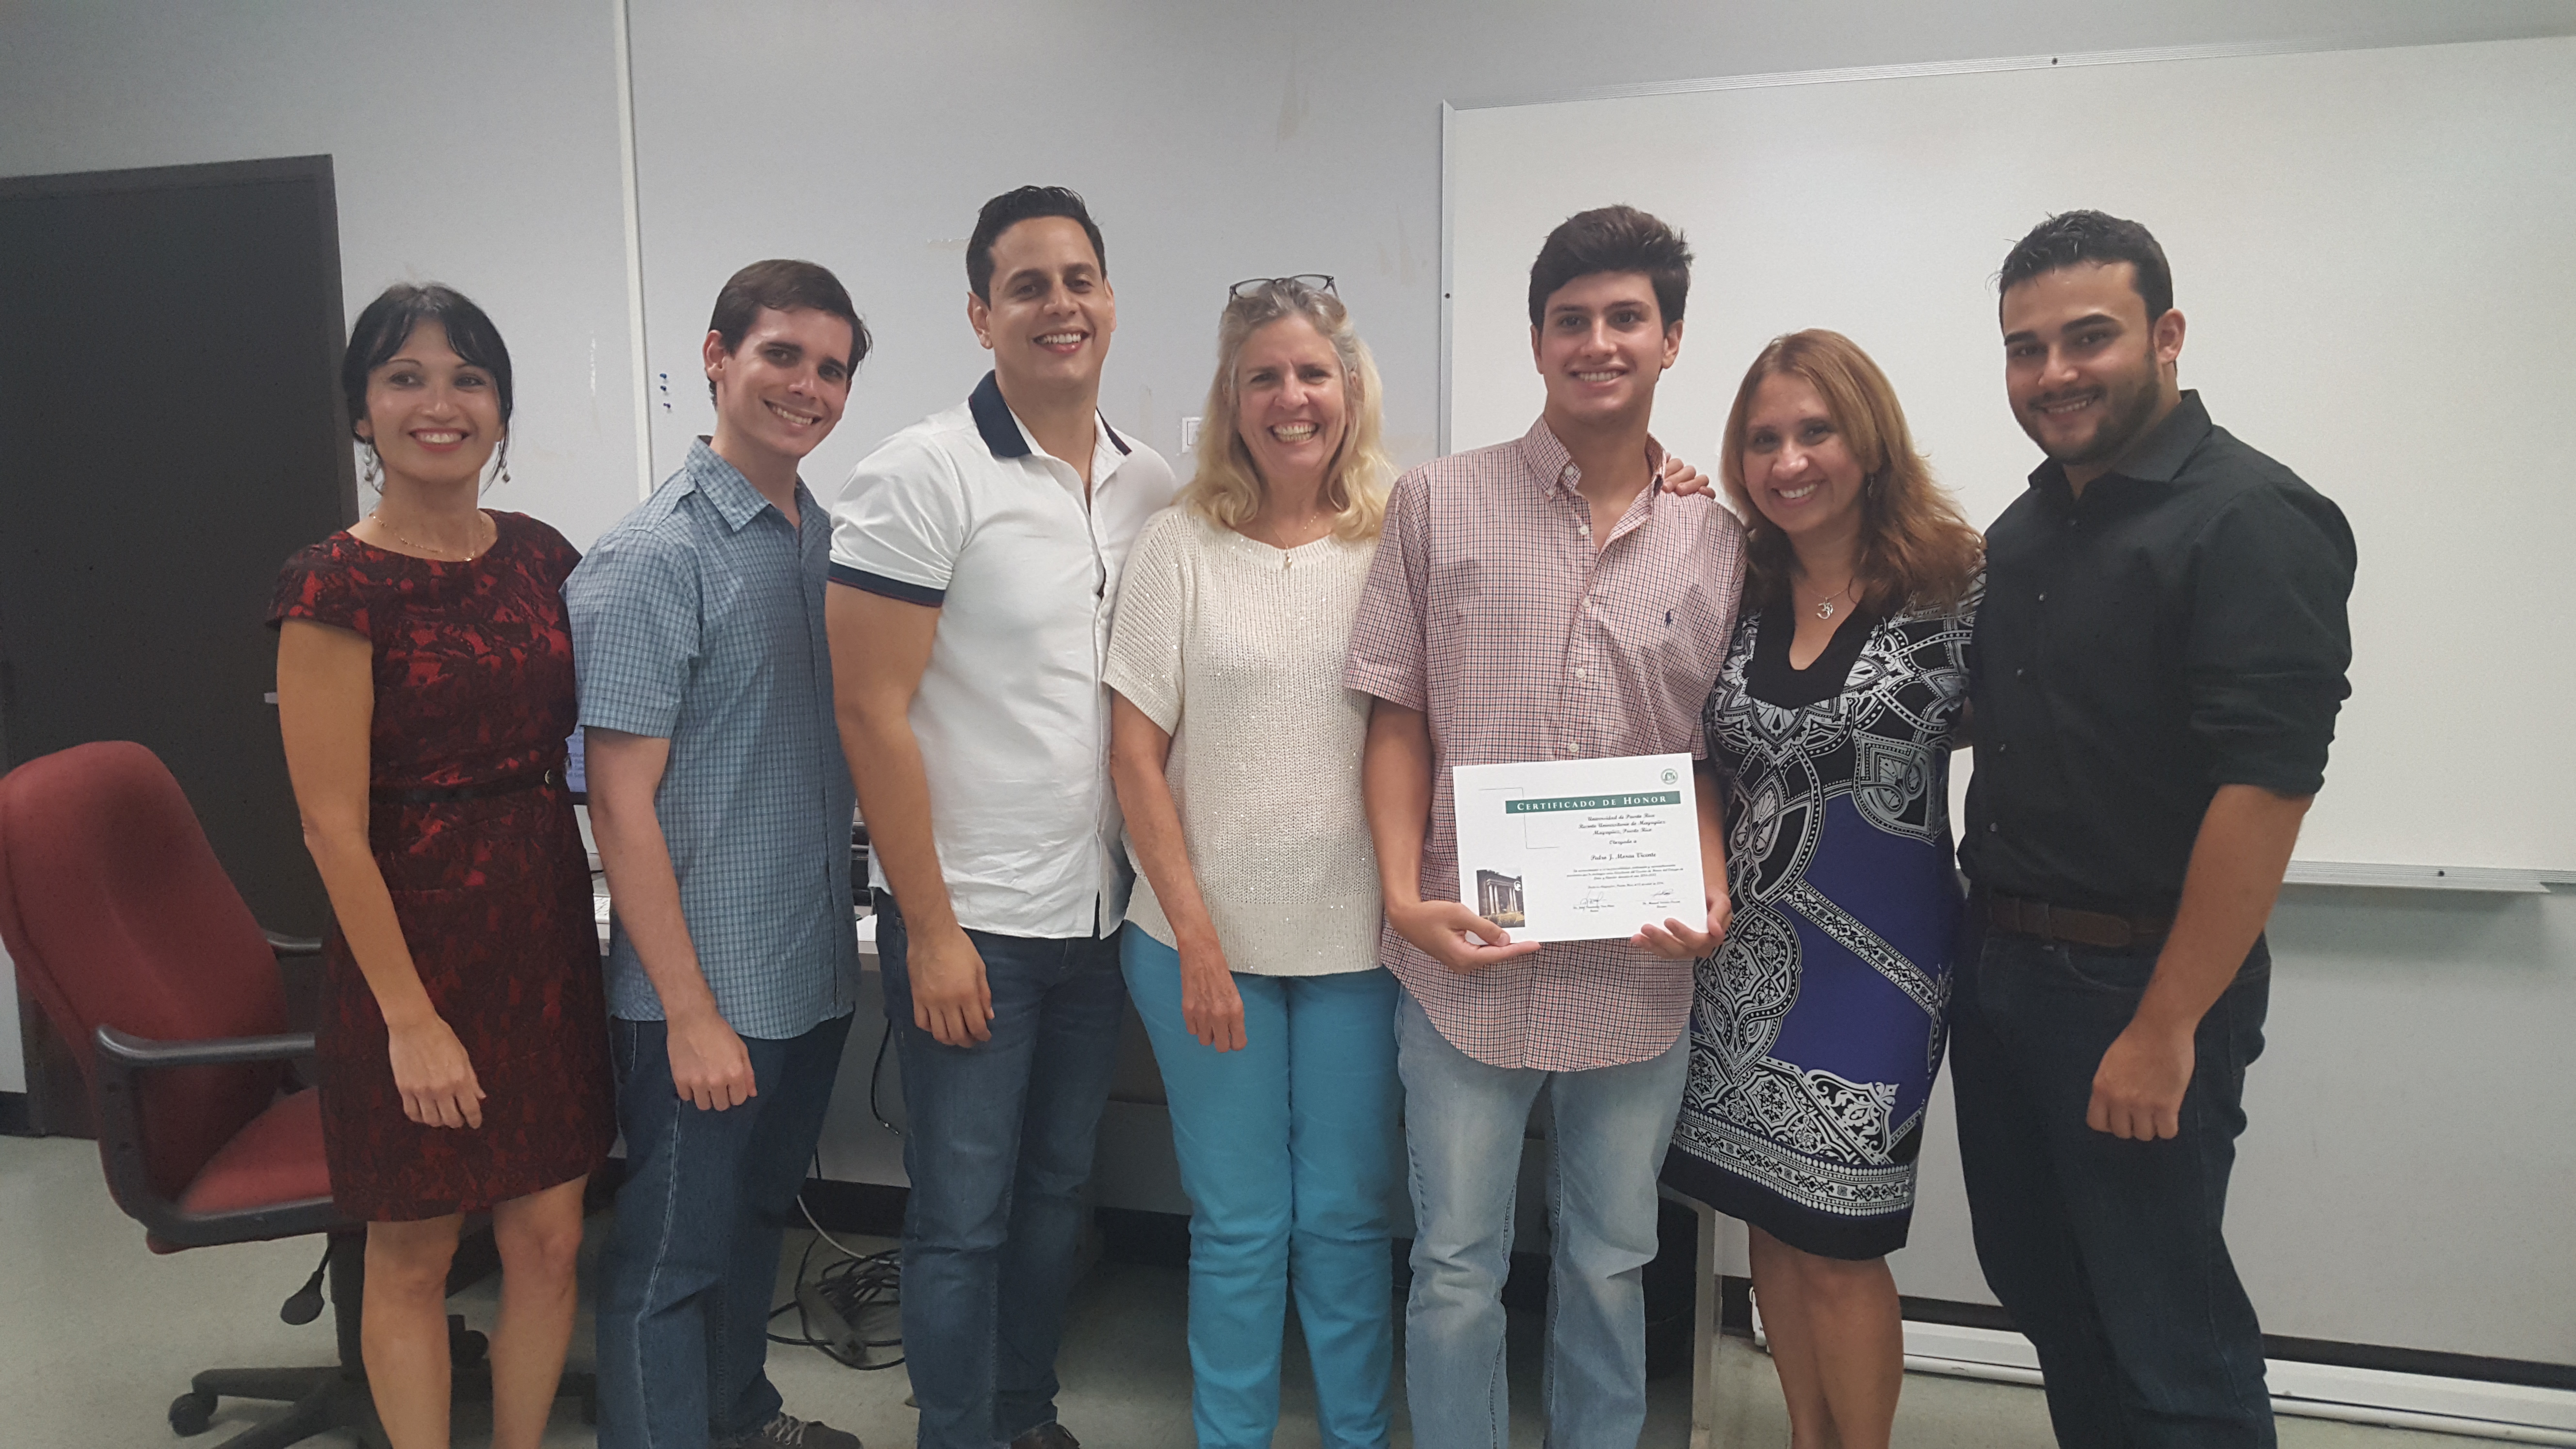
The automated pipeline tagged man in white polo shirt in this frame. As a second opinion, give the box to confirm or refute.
[826,186,1175,1449]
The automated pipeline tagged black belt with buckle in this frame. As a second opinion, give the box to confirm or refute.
[372,768,561,805]
[1983,891,2174,950]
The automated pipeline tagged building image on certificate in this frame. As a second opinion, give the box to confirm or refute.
[1475,869,1526,927]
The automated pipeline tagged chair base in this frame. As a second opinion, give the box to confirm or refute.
[172,1366,375,1449]
[165,1234,599,1447]
[173,1364,602,1449]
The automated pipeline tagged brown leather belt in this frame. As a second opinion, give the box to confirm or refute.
[1983,892,2173,950]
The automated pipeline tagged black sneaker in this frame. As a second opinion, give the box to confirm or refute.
[723,1411,862,1449]
[1009,1425,1079,1449]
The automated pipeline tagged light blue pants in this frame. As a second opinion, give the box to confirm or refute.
[1395,988,1689,1449]
[1121,931,1402,1449]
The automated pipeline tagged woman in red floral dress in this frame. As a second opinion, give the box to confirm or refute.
[272,284,612,1449]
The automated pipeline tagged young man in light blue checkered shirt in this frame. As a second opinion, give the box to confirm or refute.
[568,260,870,1449]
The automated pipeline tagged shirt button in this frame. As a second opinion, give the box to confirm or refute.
[1578,522,1592,536]
[1575,666,1589,681]
[2037,591,2048,602]
[2015,667,2027,678]
[1994,741,2007,754]
[1987,822,1999,834]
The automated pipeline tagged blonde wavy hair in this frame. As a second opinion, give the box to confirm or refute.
[1178,280,1391,540]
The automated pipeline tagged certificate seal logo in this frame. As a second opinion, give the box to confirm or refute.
[1660,768,1679,786]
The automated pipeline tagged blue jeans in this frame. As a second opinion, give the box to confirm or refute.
[1949,912,2275,1448]
[875,890,1127,1449]
[598,1011,854,1449]
[1123,932,1401,1449]
[1394,988,1689,1449]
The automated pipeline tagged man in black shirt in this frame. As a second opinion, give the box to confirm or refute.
[1953,211,2355,1448]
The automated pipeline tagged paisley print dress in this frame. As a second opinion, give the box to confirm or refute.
[1663,586,1976,1259]
[269,511,612,1220]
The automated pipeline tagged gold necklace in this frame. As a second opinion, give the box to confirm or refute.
[370,508,489,562]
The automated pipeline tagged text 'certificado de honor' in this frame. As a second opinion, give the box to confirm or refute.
[1449,753,1704,944]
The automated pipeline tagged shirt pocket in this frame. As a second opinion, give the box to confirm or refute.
[1638,579,1731,734]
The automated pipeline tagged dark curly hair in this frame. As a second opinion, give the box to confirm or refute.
[1527,204,1691,328]
[1998,210,2172,320]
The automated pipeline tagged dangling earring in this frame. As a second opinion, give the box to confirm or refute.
[360,442,379,486]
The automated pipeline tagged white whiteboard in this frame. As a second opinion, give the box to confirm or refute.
[1444,38,2576,874]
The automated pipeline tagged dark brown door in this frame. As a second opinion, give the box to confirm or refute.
[0,155,354,1131]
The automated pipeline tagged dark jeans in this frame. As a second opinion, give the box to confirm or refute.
[1950,913,2274,1448]
[598,1012,853,1449]
[875,889,1128,1449]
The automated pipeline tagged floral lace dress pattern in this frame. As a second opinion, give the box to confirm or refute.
[270,511,612,1220]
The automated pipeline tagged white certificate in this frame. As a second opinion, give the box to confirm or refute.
[1450,753,1704,943]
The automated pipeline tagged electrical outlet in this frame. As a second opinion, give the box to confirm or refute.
[1180,416,1201,451]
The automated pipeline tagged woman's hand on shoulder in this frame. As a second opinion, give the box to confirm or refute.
[1662,453,1714,498]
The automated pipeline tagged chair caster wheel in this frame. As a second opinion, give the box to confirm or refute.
[169,1391,217,1436]
[446,1315,489,1365]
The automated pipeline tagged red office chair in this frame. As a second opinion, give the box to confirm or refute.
[0,741,531,1448]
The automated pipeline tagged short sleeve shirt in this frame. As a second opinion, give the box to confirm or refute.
[1342,419,1747,1071]
[564,439,859,1039]
[829,372,1177,938]
[1103,508,1382,977]
[267,511,581,791]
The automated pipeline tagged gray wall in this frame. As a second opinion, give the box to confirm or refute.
[0,0,642,553]
[628,0,2576,493]
[6,0,2573,1364]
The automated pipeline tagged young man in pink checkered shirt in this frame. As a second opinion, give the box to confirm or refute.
[1344,205,1747,1449]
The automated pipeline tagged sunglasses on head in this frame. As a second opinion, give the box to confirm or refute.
[1228,274,1336,299]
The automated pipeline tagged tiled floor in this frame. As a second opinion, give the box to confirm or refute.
[0,1133,2483,1446]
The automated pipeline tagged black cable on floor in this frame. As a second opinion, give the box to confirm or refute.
[868,1015,902,1138]
[768,1146,905,1369]
[766,1230,906,1370]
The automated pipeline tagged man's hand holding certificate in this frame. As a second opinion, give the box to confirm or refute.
[1451,753,1729,956]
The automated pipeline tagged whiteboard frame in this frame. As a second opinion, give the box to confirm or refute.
[1436,36,2576,892]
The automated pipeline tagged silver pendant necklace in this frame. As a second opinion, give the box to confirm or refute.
[1803,578,1859,620]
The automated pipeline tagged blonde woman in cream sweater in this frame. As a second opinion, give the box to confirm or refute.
[1104,275,1400,1449]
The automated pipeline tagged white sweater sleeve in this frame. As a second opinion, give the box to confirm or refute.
[1103,509,1190,734]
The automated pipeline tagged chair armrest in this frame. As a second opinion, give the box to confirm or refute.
[90,1024,339,1248]
[263,929,324,958]
[95,1024,316,1070]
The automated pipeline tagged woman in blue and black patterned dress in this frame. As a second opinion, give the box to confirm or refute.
[1663,330,1982,1449]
